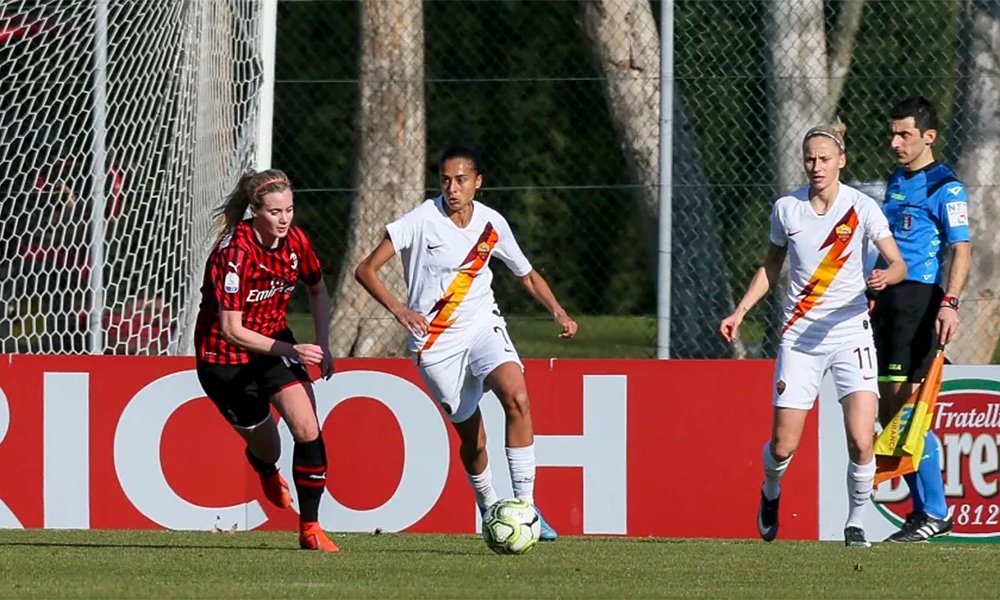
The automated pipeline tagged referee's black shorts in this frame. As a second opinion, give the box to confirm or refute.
[871,281,944,384]
[196,330,312,428]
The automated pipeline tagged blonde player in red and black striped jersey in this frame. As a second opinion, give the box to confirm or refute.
[193,169,337,552]
[355,145,576,540]
[719,121,908,548]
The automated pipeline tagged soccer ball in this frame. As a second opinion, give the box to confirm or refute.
[481,498,540,555]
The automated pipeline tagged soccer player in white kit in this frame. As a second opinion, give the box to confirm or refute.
[355,145,577,540]
[719,121,908,547]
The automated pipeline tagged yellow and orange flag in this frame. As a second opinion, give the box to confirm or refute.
[873,345,946,486]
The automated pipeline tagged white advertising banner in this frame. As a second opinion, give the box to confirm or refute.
[819,365,1000,542]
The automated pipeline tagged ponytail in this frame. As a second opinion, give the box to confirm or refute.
[214,169,292,235]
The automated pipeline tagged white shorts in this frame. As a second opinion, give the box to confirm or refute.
[773,335,879,410]
[417,317,523,423]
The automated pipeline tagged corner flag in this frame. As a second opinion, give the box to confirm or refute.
[873,344,946,486]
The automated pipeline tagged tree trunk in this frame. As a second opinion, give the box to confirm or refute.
[579,0,659,229]
[764,0,830,196]
[762,0,830,355]
[579,0,737,358]
[329,0,424,357]
[826,0,866,120]
[950,0,1000,364]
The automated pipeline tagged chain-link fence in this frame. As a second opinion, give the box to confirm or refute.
[673,0,1000,364]
[275,0,666,359]
[273,0,1000,362]
[0,1,994,360]
[0,0,262,356]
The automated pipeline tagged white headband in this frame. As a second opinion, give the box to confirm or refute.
[804,130,845,152]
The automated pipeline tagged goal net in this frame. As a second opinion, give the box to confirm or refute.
[0,0,264,355]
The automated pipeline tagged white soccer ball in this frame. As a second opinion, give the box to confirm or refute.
[481,498,540,555]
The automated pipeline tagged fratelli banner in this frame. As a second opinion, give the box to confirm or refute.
[819,366,1000,542]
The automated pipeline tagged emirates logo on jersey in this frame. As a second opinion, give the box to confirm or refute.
[289,252,298,271]
[835,223,853,242]
[476,242,491,260]
[246,284,295,303]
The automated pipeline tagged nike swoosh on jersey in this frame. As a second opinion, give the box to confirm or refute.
[783,207,858,333]
[419,223,499,359]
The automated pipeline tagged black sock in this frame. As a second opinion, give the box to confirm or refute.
[292,436,327,523]
[245,446,277,477]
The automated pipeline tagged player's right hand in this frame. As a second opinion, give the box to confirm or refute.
[292,343,325,365]
[396,309,430,337]
[718,313,742,343]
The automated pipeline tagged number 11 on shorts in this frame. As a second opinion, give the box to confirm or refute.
[853,346,874,370]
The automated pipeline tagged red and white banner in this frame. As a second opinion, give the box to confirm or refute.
[0,355,819,538]
[818,365,1000,542]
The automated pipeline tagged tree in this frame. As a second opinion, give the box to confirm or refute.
[328,0,424,357]
[579,0,737,358]
[762,0,865,353]
[950,0,1000,363]
[765,0,866,193]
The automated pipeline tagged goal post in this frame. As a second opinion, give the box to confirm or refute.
[0,0,267,355]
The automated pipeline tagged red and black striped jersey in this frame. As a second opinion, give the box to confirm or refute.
[194,220,322,364]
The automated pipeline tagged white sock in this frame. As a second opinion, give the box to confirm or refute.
[762,441,792,501]
[506,445,536,505]
[846,459,876,529]
[467,463,499,510]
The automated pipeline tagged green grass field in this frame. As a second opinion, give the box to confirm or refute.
[1,530,998,599]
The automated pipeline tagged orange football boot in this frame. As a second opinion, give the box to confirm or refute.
[260,471,292,509]
[299,522,340,552]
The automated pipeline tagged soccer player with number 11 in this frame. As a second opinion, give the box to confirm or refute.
[719,121,907,547]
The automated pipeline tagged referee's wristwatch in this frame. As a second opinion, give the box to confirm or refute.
[941,295,961,311]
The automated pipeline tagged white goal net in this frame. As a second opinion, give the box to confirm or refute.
[0,0,264,355]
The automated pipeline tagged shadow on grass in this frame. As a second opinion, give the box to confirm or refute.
[0,539,297,551]
[0,537,484,556]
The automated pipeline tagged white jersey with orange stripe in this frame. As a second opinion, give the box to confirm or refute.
[769,183,891,348]
[385,196,533,363]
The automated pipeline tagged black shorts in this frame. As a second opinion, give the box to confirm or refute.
[871,281,943,383]
[196,337,311,428]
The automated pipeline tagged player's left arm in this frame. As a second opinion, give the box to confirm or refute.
[868,235,907,290]
[298,230,333,377]
[306,282,332,377]
[863,198,907,290]
[518,270,577,339]
[936,181,973,344]
[937,181,973,298]
[493,216,577,339]
[944,242,972,300]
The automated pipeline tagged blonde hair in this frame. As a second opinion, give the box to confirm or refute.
[214,169,291,233]
[803,119,847,153]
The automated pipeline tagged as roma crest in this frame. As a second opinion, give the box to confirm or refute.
[477,241,491,260]
[835,223,853,243]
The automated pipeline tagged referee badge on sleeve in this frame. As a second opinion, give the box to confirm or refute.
[946,201,969,227]
[224,272,240,294]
